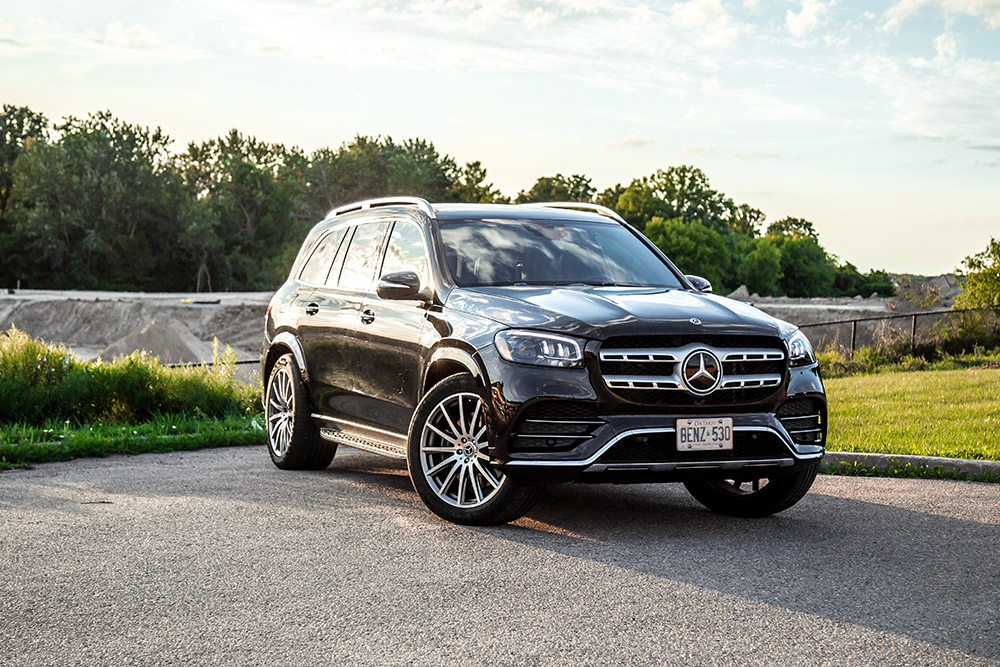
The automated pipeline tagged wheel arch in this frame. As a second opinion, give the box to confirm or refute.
[264,333,310,391]
[423,345,486,396]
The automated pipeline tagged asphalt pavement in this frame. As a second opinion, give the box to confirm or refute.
[1,446,998,666]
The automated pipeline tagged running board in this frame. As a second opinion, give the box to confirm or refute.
[319,428,407,460]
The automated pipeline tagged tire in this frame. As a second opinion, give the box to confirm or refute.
[683,462,820,517]
[265,353,336,470]
[407,374,542,525]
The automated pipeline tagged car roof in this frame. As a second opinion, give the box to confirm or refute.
[432,203,618,224]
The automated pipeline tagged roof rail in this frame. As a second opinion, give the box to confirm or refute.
[519,202,627,225]
[327,197,436,220]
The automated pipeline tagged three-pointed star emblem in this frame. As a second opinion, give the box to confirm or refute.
[682,350,723,395]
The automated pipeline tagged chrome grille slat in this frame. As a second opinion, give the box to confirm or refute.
[598,339,787,404]
[599,349,680,362]
[604,376,682,390]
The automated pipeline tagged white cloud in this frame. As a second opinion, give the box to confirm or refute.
[850,51,1000,143]
[883,0,1000,30]
[786,0,832,38]
[933,31,958,58]
[669,0,747,46]
[89,23,161,51]
[679,145,721,157]
[601,131,659,150]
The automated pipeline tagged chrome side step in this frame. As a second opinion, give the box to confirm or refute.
[319,428,407,460]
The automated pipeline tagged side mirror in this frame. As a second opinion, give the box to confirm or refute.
[377,271,423,300]
[685,275,713,294]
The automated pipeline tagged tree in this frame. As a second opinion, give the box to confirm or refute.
[645,217,729,291]
[767,216,817,239]
[0,105,49,287]
[955,237,1000,309]
[176,130,295,291]
[386,138,458,201]
[615,166,735,234]
[515,173,594,204]
[737,237,783,295]
[9,110,186,290]
[774,235,834,297]
[451,161,506,203]
[730,203,765,237]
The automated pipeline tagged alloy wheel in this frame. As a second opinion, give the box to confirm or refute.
[267,365,295,456]
[419,392,506,508]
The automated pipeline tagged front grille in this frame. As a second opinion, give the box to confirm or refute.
[509,401,604,452]
[599,335,787,406]
[597,431,790,464]
[776,398,824,445]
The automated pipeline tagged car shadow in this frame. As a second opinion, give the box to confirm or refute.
[470,480,1000,661]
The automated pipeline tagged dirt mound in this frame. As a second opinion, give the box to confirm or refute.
[97,319,214,364]
[0,292,267,360]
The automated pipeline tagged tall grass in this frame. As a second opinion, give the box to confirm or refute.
[0,326,260,426]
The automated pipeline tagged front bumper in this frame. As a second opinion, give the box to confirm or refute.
[478,346,826,482]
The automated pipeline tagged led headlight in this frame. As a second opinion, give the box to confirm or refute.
[786,329,816,367]
[494,330,584,368]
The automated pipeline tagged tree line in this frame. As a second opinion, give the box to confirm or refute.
[0,104,893,296]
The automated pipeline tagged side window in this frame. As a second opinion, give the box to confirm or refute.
[380,223,427,280]
[336,221,390,290]
[298,228,346,285]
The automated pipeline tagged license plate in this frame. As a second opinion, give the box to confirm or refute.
[676,418,733,451]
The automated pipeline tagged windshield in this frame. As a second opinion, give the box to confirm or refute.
[438,218,684,288]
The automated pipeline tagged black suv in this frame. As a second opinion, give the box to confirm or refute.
[261,197,826,525]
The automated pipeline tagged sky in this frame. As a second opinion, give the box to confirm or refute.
[2,0,999,277]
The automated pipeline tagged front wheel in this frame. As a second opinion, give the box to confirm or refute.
[407,374,542,525]
[683,462,819,517]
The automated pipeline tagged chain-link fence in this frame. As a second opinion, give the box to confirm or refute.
[799,306,1000,358]
[163,359,261,386]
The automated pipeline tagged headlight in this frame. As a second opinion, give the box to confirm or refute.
[786,329,816,367]
[494,330,584,368]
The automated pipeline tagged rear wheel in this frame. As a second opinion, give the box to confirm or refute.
[683,462,819,517]
[265,353,335,470]
[407,374,542,525]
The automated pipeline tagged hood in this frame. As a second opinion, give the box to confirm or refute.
[445,285,783,340]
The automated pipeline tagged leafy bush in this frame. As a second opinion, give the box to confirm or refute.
[0,326,260,426]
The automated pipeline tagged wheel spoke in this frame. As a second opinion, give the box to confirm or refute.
[439,403,462,440]
[458,396,466,438]
[456,465,467,506]
[438,460,461,495]
[426,423,460,447]
[427,454,459,476]
[468,400,482,439]
[474,459,501,489]
[471,468,483,503]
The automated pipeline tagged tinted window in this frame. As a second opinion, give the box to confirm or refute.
[298,228,346,285]
[439,219,683,288]
[380,223,427,280]
[337,222,390,290]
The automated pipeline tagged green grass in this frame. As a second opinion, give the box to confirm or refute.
[821,460,1000,483]
[817,346,1000,379]
[0,326,260,426]
[0,414,264,470]
[826,368,1000,461]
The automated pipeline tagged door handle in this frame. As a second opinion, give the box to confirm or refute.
[305,302,319,316]
[360,308,376,325]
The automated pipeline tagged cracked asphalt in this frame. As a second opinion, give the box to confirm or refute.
[1,446,998,666]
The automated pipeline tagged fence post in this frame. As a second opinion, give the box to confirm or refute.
[910,314,917,353]
[850,320,857,359]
